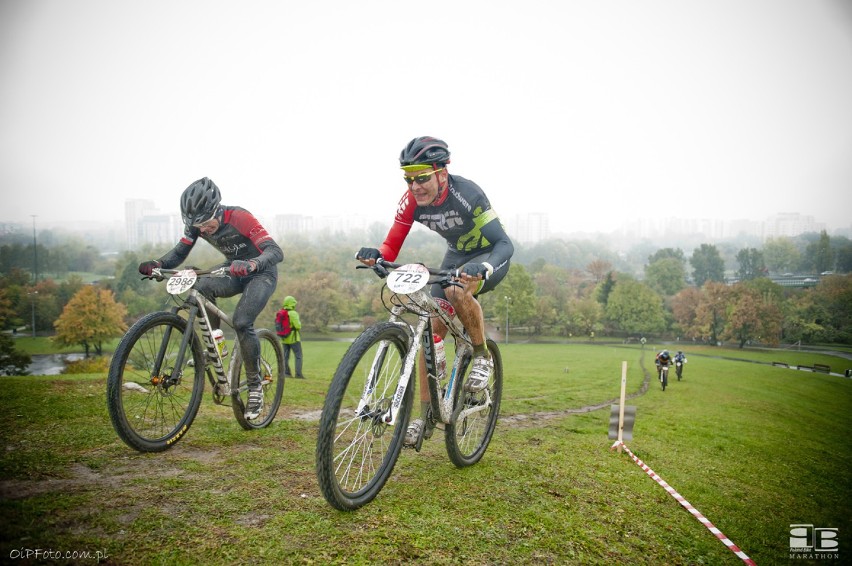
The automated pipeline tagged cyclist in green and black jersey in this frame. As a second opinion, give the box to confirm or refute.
[357,136,514,445]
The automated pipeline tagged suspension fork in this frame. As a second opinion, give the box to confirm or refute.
[151,306,177,376]
[368,313,428,426]
[167,304,198,386]
[386,316,427,425]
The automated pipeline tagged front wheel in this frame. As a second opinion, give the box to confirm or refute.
[445,339,503,467]
[316,322,413,511]
[231,329,285,429]
[661,367,668,391]
[676,363,683,381]
[107,312,205,452]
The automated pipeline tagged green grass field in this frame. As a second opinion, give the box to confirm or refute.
[1,342,850,565]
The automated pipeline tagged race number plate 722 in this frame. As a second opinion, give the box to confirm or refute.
[386,264,429,294]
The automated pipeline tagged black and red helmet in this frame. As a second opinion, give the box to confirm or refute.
[399,136,451,168]
[180,177,221,226]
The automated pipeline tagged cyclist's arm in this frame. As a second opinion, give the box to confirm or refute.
[253,239,284,271]
[378,192,415,262]
[378,220,412,261]
[229,208,284,270]
[157,231,198,269]
[479,215,514,275]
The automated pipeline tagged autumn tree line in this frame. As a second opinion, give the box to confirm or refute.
[1,228,850,373]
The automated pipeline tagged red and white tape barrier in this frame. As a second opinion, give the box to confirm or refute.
[611,440,756,565]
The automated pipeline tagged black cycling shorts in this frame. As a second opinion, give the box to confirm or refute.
[431,249,510,301]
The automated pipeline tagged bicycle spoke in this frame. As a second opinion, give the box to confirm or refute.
[107,312,204,452]
[316,322,412,510]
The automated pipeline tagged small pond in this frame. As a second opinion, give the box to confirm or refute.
[26,353,86,375]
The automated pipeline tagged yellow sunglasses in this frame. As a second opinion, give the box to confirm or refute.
[403,168,443,185]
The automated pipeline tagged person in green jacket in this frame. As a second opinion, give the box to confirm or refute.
[276,295,304,379]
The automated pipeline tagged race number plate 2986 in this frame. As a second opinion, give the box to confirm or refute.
[166,269,198,294]
[386,264,429,294]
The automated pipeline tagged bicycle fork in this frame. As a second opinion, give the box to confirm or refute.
[147,305,198,392]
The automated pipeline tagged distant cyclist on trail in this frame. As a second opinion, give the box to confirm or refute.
[655,349,673,380]
[137,177,283,420]
[674,350,687,378]
[356,136,514,446]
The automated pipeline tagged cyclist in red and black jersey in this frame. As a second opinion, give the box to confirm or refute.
[138,177,283,420]
[655,350,673,380]
[357,136,514,445]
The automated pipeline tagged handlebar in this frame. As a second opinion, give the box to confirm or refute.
[357,258,461,288]
[144,266,230,281]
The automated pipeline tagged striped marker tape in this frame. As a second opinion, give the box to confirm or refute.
[611,440,757,565]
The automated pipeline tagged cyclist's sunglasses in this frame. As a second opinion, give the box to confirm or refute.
[403,168,443,185]
[192,213,217,229]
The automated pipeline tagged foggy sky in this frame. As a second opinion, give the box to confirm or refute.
[2,0,851,233]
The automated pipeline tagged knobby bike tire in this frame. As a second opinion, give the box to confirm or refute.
[661,368,668,391]
[231,328,285,430]
[107,312,205,452]
[316,322,413,511]
[445,338,503,467]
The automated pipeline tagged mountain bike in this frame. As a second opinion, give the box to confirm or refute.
[316,259,503,510]
[675,360,684,381]
[106,266,284,452]
[659,364,669,391]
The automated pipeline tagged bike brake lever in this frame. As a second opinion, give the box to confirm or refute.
[355,264,389,278]
[144,269,166,282]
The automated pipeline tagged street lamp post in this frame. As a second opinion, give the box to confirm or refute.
[31,215,38,283]
[504,296,511,344]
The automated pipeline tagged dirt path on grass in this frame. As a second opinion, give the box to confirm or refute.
[279,347,656,430]
[496,347,652,430]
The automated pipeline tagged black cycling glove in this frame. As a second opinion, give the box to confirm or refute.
[138,260,161,276]
[229,260,257,277]
[356,247,382,262]
[460,262,491,280]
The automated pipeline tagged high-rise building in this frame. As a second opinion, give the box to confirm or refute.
[125,199,182,249]
[125,200,157,248]
[764,213,825,239]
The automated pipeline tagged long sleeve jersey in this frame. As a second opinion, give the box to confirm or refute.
[158,206,283,272]
[378,174,514,271]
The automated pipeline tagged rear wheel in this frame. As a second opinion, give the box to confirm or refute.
[316,322,413,511]
[107,312,205,452]
[445,339,503,467]
[231,329,285,429]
